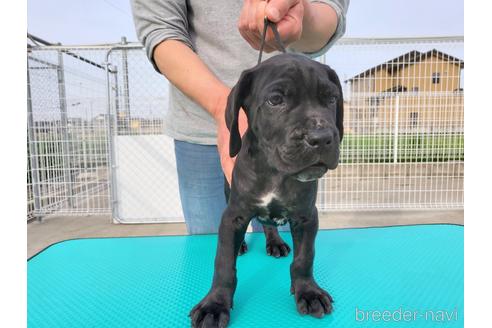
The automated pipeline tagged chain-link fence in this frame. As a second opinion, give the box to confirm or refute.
[27,46,111,219]
[27,36,464,222]
[318,37,464,210]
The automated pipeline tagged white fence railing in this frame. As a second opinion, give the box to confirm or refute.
[27,36,464,221]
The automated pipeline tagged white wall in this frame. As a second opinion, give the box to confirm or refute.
[114,135,184,223]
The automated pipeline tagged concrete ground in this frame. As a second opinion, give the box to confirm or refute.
[27,210,463,259]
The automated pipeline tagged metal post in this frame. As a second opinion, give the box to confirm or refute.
[105,48,120,223]
[121,37,131,133]
[113,66,120,119]
[393,94,400,163]
[57,48,74,207]
[27,63,43,221]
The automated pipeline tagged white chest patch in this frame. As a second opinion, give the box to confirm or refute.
[256,191,288,226]
[257,216,288,226]
[259,192,277,207]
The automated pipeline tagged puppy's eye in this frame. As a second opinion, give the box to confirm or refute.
[266,94,284,106]
[319,90,336,103]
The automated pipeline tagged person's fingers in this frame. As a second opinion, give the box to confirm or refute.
[238,0,263,50]
[259,0,303,51]
[247,0,265,50]
[240,0,277,51]
[275,2,304,44]
[265,0,299,23]
[254,1,278,52]
[238,0,258,49]
[241,0,303,51]
[254,0,267,35]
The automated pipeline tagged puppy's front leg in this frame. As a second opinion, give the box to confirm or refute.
[190,206,250,328]
[290,207,334,318]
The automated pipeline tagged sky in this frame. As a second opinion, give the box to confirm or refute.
[27,0,464,118]
[27,0,464,45]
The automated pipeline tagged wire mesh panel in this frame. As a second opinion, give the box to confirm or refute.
[27,37,464,222]
[27,47,111,219]
[107,46,183,223]
[317,37,464,210]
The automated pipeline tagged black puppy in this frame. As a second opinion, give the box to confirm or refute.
[190,53,343,328]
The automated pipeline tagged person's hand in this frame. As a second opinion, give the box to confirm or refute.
[238,0,305,52]
[213,90,248,185]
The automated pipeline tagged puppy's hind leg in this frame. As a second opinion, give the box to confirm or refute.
[238,239,248,255]
[263,226,291,258]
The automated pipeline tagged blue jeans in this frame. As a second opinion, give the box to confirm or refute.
[174,140,286,234]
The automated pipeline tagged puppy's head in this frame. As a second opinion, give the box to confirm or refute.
[226,54,343,181]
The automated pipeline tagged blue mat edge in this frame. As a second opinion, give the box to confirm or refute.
[28,223,464,262]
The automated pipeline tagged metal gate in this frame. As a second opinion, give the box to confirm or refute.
[106,45,183,223]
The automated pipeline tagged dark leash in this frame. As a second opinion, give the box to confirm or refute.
[224,19,286,196]
[257,17,286,65]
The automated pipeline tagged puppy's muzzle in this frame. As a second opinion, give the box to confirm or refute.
[302,117,336,150]
[304,128,335,148]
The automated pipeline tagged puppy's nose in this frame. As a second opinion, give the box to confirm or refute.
[305,129,334,148]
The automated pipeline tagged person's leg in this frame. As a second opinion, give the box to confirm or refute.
[174,140,227,234]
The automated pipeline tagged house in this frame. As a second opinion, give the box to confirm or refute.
[344,49,464,133]
[347,49,464,94]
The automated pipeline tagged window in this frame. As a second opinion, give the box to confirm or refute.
[368,96,381,106]
[432,72,440,84]
[412,86,419,92]
[409,112,419,127]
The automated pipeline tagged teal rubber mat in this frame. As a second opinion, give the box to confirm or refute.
[28,224,463,327]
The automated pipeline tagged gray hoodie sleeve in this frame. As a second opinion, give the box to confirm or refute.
[302,0,350,58]
[131,0,192,71]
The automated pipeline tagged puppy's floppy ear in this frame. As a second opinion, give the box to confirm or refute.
[225,68,256,157]
[326,66,344,142]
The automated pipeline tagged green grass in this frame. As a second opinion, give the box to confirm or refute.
[30,132,464,167]
[341,133,464,163]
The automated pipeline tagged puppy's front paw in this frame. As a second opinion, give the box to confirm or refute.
[266,239,291,257]
[189,292,231,328]
[291,279,334,318]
